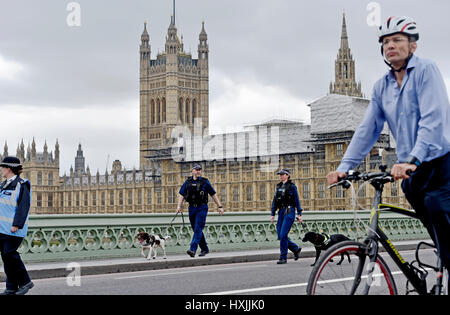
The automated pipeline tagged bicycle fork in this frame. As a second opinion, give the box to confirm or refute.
[351,190,382,295]
[349,246,367,295]
[362,240,380,295]
[348,240,379,295]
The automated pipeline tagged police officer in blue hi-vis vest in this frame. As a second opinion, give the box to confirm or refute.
[0,156,34,295]
[177,163,224,258]
[270,169,303,265]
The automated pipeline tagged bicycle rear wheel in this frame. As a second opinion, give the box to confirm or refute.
[306,241,398,295]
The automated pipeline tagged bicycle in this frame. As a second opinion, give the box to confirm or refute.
[306,165,448,295]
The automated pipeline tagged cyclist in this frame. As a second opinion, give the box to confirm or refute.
[327,16,450,272]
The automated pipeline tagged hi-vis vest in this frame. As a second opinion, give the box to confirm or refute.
[0,179,31,238]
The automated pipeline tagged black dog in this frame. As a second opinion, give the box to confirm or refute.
[302,232,351,266]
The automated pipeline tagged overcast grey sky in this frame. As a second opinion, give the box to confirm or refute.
[1,0,449,174]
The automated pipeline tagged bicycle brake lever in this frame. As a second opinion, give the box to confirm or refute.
[327,183,338,189]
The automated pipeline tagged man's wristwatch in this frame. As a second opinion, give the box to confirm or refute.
[406,155,421,167]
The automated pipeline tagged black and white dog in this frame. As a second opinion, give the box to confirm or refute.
[137,232,171,260]
[302,231,351,266]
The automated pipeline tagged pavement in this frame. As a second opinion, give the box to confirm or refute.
[0,239,429,282]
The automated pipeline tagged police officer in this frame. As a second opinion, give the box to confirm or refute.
[0,156,34,295]
[177,163,224,257]
[270,169,303,264]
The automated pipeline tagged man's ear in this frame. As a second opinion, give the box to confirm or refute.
[410,41,418,54]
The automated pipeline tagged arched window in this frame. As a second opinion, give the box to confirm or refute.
[185,99,190,123]
[178,98,184,123]
[37,172,42,185]
[150,100,155,125]
[260,184,266,201]
[162,98,166,122]
[246,185,253,201]
[233,186,239,202]
[156,99,161,124]
[192,99,197,123]
[128,190,133,205]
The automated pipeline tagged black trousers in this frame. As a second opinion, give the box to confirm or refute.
[0,233,31,290]
[401,152,450,270]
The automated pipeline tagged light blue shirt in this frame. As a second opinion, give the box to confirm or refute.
[338,55,450,172]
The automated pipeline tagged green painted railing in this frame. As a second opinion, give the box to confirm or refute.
[18,210,429,262]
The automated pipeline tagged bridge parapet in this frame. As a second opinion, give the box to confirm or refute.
[19,211,428,262]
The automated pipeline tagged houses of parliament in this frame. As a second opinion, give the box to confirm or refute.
[1,13,409,215]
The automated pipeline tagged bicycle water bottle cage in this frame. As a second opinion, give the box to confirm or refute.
[415,242,440,272]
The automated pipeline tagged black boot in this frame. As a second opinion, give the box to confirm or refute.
[294,248,302,261]
[1,289,17,295]
[15,282,34,295]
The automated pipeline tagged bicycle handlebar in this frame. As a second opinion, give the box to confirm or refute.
[328,168,394,190]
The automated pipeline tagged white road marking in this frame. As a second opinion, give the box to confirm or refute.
[114,264,268,280]
[201,270,408,295]
[201,282,309,295]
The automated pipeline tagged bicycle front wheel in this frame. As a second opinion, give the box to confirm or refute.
[306,241,398,295]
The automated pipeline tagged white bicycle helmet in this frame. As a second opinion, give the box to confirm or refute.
[378,16,419,43]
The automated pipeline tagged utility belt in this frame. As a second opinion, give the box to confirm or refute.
[188,202,208,208]
[275,206,296,216]
[275,203,295,211]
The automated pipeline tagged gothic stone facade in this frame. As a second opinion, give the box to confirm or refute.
[4,96,409,215]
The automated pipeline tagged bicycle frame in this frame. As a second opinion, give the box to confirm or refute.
[361,180,429,295]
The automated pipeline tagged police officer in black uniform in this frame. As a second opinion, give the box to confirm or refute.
[0,156,34,295]
[270,169,303,264]
[177,164,224,257]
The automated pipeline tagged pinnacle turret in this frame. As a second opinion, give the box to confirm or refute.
[329,12,363,98]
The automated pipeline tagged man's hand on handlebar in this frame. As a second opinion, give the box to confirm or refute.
[391,163,417,181]
[326,171,347,185]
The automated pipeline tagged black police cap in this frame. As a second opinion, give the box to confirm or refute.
[276,168,291,176]
[192,163,202,170]
[0,156,22,169]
